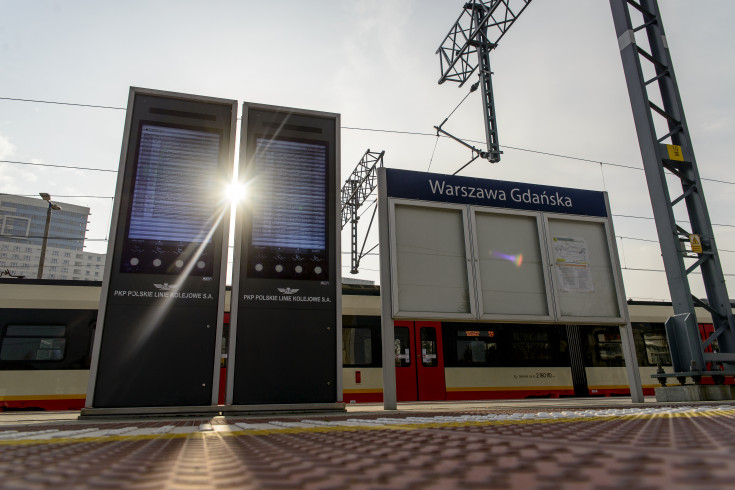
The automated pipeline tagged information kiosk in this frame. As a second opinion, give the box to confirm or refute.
[228,103,342,408]
[86,88,237,410]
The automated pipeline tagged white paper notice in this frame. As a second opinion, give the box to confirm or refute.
[552,236,594,293]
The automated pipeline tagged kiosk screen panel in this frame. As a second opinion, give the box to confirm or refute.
[248,137,328,280]
[121,123,222,276]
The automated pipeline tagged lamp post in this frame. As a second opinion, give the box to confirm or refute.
[37,193,61,279]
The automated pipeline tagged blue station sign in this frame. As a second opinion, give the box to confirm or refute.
[385,168,608,217]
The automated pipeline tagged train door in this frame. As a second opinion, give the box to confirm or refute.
[415,321,446,401]
[699,323,715,371]
[394,321,446,401]
[394,321,418,401]
[218,313,230,405]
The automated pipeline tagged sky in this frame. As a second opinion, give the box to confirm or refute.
[0,0,733,302]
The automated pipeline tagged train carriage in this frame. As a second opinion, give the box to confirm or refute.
[1,280,731,410]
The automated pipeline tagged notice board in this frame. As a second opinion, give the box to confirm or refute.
[380,168,626,324]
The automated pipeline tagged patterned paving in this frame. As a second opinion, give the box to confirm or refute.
[1,405,734,489]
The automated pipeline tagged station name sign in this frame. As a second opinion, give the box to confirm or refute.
[385,168,608,217]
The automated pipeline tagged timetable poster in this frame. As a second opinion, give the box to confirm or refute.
[552,236,594,293]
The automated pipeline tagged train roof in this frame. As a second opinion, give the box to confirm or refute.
[1,278,732,307]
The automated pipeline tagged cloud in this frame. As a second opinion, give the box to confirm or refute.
[0,132,15,160]
[0,166,37,195]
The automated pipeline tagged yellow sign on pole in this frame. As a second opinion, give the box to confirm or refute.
[667,144,684,161]
[689,234,702,253]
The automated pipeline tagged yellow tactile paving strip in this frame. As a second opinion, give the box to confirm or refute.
[1,405,735,488]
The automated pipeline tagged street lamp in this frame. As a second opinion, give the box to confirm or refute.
[37,193,62,279]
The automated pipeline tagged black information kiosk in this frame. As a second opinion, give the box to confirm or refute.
[229,103,341,406]
[87,88,237,409]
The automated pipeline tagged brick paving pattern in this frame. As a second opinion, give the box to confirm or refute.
[1,404,734,489]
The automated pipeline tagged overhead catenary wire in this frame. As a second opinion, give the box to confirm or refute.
[616,235,735,254]
[1,128,733,185]
[2,99,733,292]
[620,266,735,277]
[612,213,735,229]
[14,195,735,233]
[435,80,480,133]
[427,135,441,172]
[2,94,735,184]
[4,96,735,246]
[358,199,377,218]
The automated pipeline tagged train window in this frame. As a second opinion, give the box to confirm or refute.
[510,327,570,367]
[420,328,438,367]
[581,326,624,367]
[455,329,499,366]
[343,327,373,366]
[444,323,569,367]
[643,332,670,365]
[394,327,411,367]
[342,315,382,367]
[632,323,671,366]
[512,330,554,363]
[0,325,66,361]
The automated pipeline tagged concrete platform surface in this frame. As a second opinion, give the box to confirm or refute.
[1,398,734,489]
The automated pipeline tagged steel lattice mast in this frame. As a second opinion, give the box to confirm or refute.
[610,0,735,379]
[340,150,384,274]
[436,0,533,163]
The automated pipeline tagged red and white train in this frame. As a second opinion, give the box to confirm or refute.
[0,280,729,410]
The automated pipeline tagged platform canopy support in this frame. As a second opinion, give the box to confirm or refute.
[610,0,735,381]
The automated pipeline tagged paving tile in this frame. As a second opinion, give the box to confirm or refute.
[2,403,735,488]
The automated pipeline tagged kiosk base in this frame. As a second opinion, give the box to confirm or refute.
[79,403,346,420]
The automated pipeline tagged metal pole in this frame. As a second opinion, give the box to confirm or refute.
[37,203,52,279]
[377,168,397,410]
[350,180,359,274]
[609,0,735,375]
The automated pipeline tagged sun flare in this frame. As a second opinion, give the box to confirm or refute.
[225,181,246,203]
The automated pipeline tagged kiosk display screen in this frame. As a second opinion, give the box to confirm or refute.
[121,123,222,276]
[247,137,328,280]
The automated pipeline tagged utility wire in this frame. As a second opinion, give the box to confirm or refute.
[8,193,113,199]
[358,199,377,218]
[439,81,480,127]
[0,126,731,185]
[2,236,108,241]
[2,96,734,191]
[613,213,735,229]
[342,126,433,137]
[427,135,441,172]
[0,160,117,173]
[344,127,735,186]
[616,235,735,254]
[622,266,735,277]
[0,96,126,111]
[341,266,380,272]
[617,236,660,244]
[613,214,657,220]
